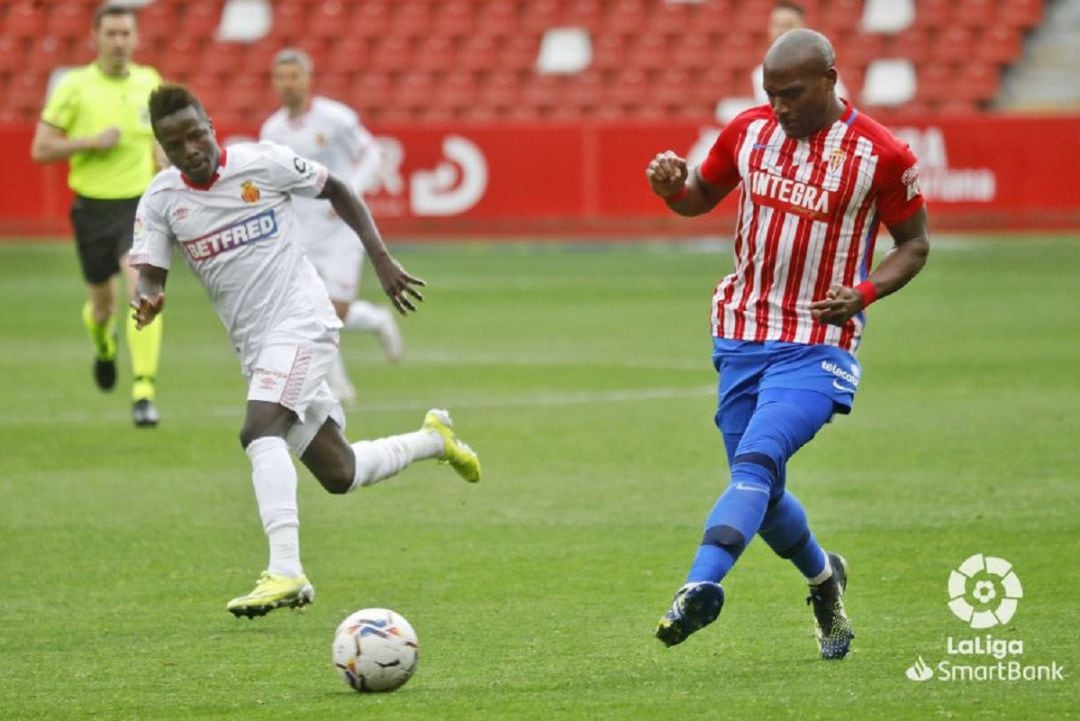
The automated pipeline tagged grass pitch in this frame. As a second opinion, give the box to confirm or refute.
[0,236,1077,720]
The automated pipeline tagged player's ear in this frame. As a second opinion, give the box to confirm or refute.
[824,67,838,91]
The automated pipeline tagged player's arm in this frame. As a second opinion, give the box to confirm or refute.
[131,264,168,330]
[646,151,738,216]
[318,173,426,315]
[810,207,930,326]
[30,121,119,163]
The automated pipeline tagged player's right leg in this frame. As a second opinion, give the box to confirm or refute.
[72,199,120,392]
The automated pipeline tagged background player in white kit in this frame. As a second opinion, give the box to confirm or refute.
[260,48,400,406]
[130,84,480,619]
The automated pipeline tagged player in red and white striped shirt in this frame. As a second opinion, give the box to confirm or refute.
[648,29,929,659]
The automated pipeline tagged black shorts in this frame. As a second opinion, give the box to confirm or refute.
[70,195,141,285]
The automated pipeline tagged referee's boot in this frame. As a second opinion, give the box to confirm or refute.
[132,376,160,428]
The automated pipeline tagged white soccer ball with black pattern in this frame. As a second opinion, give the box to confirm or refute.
[332,608,419,693]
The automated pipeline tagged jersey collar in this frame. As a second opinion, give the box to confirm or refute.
[181,147,228,190]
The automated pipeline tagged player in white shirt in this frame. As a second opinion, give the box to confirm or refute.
[260,48,400,406]
[130,84,481,619]
[751,2,848,105]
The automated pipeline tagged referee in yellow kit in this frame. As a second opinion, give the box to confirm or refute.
[31,4,165,427]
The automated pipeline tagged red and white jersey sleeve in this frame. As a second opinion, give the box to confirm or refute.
[702,102,924,353]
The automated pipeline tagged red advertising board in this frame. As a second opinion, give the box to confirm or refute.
[2,114,1078,238]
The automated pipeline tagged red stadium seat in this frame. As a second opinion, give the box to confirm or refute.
[520,74,565,116]
[607,68,649,112]
[353,71,392,116]
[884,27,932,61]
[840,33,888,71]
[315,73,353,104]
[6,2,45,40]
[732,0,774,35]
[370,37,413,74]
[392,3,432,41]
[912,0,953,30]
[929,26,976,65]
[264,0,307,44]
[325,36,372,75]
[477,70,521,115]
[48,3,92,39]
[820,0,864,35]
[519,0,561,35]
[436,1,477,40]
[414,35,457,74]
[500,36,541,72]
[954,62,1000,104]
[201,43,246,82]
[458,34,500,73]
[563,0,604,32]
[974,26,1024,65]
[394,71,437,113]
[182,1,224,39]
[649,2,692,38]
[26,38,67,76]
[591,34,628,72]
[8,74,48,122]
[350,1,393,41]
[309,1,352,42]
[606,0,649,38]
[999,0,1044,30]
[476,1,519,39]
[915,63,953,103]
[671,33,714,72]
[952,0,998,28]
[694,67,737,109]
[626,35,670,72]
[564,69,604,114]
[433,71,478,114]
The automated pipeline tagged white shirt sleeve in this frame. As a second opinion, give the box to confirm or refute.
[130,192,175,270]
[339,112,381,194]
[258,140,330,198]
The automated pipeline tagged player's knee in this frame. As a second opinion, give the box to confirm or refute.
[701,525,747,556]
[316,466,353,495]
[732,451,780,485]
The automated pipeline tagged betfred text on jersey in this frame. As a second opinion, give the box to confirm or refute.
[182,209,278,262]
[749,171,831,220]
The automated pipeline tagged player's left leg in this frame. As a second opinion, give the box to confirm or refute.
[296,406,480,493]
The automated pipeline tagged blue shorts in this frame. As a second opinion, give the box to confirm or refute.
[712,339,861,434]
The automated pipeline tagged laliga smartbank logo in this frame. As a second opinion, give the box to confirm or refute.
[904,554,1065,683]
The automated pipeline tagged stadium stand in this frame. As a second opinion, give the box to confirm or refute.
[0,0,1045,124]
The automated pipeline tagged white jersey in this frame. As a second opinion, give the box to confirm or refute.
[259,97,380,246]
[130,141,342,370]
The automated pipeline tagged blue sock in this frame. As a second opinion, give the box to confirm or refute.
[686,465,771,582]
[688,387,834,584]
[759,491,828,580]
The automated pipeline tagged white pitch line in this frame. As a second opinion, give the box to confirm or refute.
[7,385,716,427]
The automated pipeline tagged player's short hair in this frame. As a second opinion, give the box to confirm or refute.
[93,4,138,29]
[773,1,806,18]
[148,83,207,128]
[272,48,314,74]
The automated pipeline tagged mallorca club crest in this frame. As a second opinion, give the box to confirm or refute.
[240,180,261,203]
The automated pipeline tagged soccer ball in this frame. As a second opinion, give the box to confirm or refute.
[332,608,419,693]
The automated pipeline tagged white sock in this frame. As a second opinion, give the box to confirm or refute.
[344,300,387,331]
[350,430,444,489]
[807,552,833,586]
[245,436,303,578]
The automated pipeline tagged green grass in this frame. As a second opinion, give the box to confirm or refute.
[1,236,1078,720]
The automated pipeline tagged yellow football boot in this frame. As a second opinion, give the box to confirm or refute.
[422,409,481,483]
[226,571,314,619]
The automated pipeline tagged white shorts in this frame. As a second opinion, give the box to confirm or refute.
[247,336,346,456]
[301,221,364,303]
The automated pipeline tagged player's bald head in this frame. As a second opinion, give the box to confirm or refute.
[763,28,836,77]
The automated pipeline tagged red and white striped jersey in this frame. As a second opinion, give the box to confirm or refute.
[700,101,923,353]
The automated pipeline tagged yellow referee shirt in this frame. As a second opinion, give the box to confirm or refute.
[41,62,162,199]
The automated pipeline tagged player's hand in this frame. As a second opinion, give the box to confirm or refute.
[95,126,121,150]
[646,150,689,199]
[130,292,165,330]
[810,285,863,326]
[370,253,426,315]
